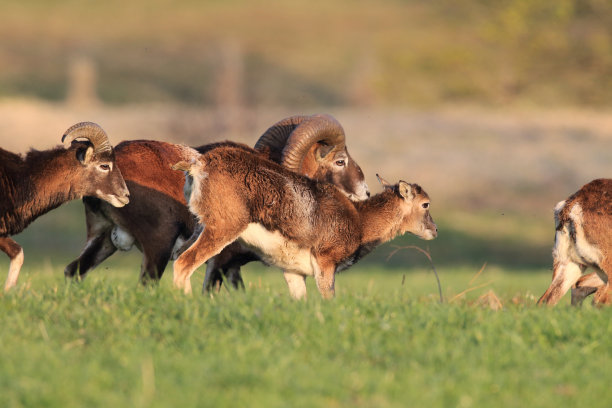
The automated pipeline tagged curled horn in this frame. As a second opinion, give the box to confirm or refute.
[281,114,345,172]
[61,122,113,155]
[254,115,308,163]
[255,114,345,172]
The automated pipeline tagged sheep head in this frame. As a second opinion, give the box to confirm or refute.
[254,114,370,201]
[62,122,130,207]
[377,174,437,240]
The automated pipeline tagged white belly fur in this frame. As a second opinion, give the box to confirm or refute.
[238,223,315,276]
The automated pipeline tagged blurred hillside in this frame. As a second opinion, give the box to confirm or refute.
[1,0,611,272]
[0,0,611,107]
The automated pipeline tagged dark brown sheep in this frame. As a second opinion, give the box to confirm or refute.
[0,122,129,290]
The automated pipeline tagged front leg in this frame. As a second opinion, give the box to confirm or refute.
[313,257,336,300]
[537,260,583,306]
[283,271,307,300]
[1,237,24,291]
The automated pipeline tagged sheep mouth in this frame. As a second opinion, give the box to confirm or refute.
[419,229,438,240]
[107,194,130,208]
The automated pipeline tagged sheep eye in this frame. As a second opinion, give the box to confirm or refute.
[99,164,111,171]
[422,203,430,209]
[335,160,346,167]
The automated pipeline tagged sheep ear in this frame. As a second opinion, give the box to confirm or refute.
[314,143,334,161]
[398,181,414,200]
[376,174,393,191]
[77,146,94,164]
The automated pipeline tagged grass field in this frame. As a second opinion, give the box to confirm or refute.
[1,1,611,406]
[1,202,610,407]
[1,265,610,408]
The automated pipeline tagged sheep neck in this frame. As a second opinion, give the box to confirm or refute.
[354,190,407,246]
[1,148,79,235]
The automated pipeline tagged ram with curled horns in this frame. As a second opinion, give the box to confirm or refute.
[64,114,370,284]
[0,122,129,290]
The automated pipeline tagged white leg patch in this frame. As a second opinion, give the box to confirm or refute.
[569,203,603,265]
[4,248,24,291]
[284,271,307,299]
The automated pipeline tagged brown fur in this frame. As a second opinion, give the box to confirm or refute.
[0,140,129,290]
[65,140,201,281]
[173,146,437,298]
[538,178,612,306]
[65,126,369,284]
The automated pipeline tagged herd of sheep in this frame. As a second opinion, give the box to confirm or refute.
[0,114,610,305]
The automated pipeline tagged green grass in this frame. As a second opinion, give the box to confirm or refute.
[1,263,608,407]
[1,202,606,407]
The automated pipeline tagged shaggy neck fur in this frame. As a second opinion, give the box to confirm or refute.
[1,147,80,236]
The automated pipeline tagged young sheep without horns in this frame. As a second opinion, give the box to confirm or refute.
[172,144,437,298]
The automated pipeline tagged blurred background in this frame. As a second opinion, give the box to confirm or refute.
[1,0,611,285]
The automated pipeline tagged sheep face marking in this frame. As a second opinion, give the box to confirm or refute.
[75,144,130,208]
[310,147,370,201]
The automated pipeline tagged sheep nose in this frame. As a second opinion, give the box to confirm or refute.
[366,191,371,198]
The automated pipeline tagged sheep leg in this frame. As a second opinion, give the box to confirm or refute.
[225,266,245,290]
[1,237,24,291]
[537,259,584,305]
[571,272,604,306]
[206,266,226,292]
[204,265,245,293]
[283,272,307,299]
[202,242,250,293]
[591,282,611,305]
[203,257,223,293]
[591,262,612,306]
[313,257,336,299]
[174,226,244,294]
[64,230,117,280]
[65,198,117,280]
[172,223,204,260]
[139,249,172,284]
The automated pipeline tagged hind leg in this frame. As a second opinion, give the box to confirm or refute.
[139,247,172,284]
[203,242,251,293]
[571,272,604,306]
[538,226,586,306]
[538,260,584,306]
[139,231,180,285]
[65,198,118,280]
[65,230,117,280]
[203,258,224,293]
[592,261,612,306]
[174,225,245,294]
[1,237,24,291]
